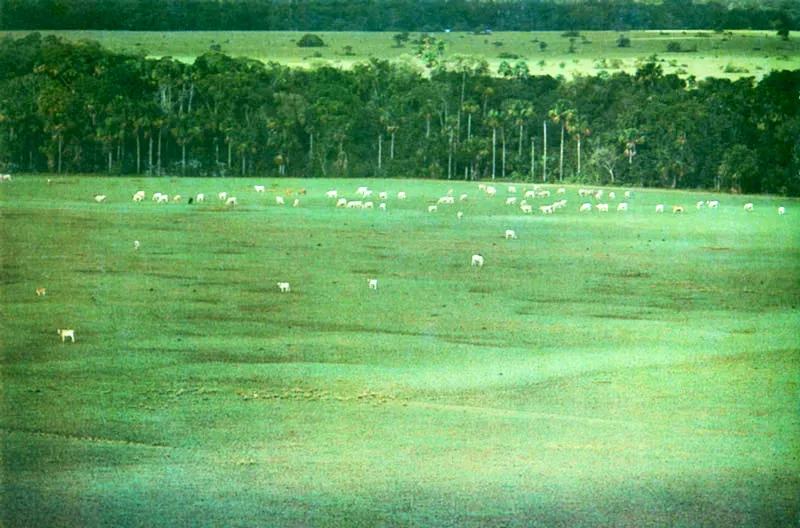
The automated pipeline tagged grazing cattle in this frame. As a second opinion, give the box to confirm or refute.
[196,193,205,203]
[508,185,517,194]
[597,203,609,213]
[379,202,387,211]
[624,191,632,198]
[347,200,363,209]
[655,204,664,213]
[557,187,566,195]
[132,194,144,203]
[457,211,464,220]
[428,205,438,213]
[594,190,604,200]
[617,202,628,212]
[172,194,181,202]
[57,329,75,342]
[459,193,468,201]
[275,196,285,205]
[293,199,300,207]
[537,190,551,198]
[505,197,517,206]
[471,254,484,267]
[579,203,592,212]
[397,191,407,200]
[356,186,369,197]
[94,194,107,203]
[326,190,338,199]
[696,200,704,209]
[379,191,388,200]
[672,205,685,214]
[36,287,46,296]
[363,201,373,209]
[485,186,497,197]
[152,192,163,201]
[336,198,348,208]
[0,174,11,181]
[539,205,554,214]
[226,196,237,206]
[218,192,228,201]
[157,194,169,204]
[277,282,291,293]
[520,204,533,214]
[778,206,785,215]
[524,190,537,198]
[438,196,455,205]
[367,279,378,290]
[608,191,616,200]
[707,200,719,208]
[254,185,265,193]
[744,202,754,212]
[134,240,140,250]
[505,229,517,240]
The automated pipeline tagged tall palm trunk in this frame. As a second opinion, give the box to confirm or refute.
[491,126,497,181]
[136,133,141,174]
[559,121,565,181]
[542,121,547,182]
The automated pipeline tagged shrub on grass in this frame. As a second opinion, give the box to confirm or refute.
[297,34,325,48]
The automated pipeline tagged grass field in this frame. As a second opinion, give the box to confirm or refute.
[2,29,798,80]
[2,175,799,527]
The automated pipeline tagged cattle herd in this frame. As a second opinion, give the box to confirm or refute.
[6,175,786,343]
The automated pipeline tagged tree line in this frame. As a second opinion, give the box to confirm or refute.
[1,0,796,32]
[1,33,798,195]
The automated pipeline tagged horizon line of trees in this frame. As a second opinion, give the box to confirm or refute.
[1,0,797,33]
[1,33,799,195]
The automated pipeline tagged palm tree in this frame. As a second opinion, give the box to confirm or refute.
[487,109,502,181]
[548,101,576,182]
[566,115,590,176]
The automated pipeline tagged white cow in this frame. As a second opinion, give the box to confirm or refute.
[597,203,609,213]
[655,204,664,213]
[336,198,348,208]
[157,194,169,204]
[707,200,719,208]
[254,185,265,193]
[508,185,517,194]
[457,211,464,220]
[696,200,704,209]
[778,206,785,215]
[505,229,517,240]
[427,205,438,213]
[379,202,387,211]
[134,240,140,250]
[397,191,407,200]
[0,174,12,181]
[218,192,228,201]
[277,282,291,293]
[617,202,628,212]
[226,196,237,206]
[196,193,205,203]
[94,194,107,203]
[326,190,339,199]
[520,204,533,214]
[505,197,517,206]
[57,329,75,342]
[347,201,363,209]
[672,205,685,214]
[579,203,592,212]
[367,279,378,290]
[744,202,754,212]
[275,196,285,205]
[471,254,484,267]
[539,205,554,214]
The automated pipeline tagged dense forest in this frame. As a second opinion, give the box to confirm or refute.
[1,33,799,195]
[1,0,797,32]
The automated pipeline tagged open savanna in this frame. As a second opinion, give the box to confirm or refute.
[2,175,799,527]
[2,29,798,79]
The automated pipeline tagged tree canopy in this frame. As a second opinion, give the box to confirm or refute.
[1,33,799,195]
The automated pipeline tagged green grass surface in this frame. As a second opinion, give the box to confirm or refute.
[2,30,798,79]
[2,175,799,526]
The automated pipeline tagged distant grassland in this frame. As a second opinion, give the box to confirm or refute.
[2,29,798,79]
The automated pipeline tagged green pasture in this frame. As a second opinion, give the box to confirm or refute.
[2,175,799,526]
[2,29,798,79]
